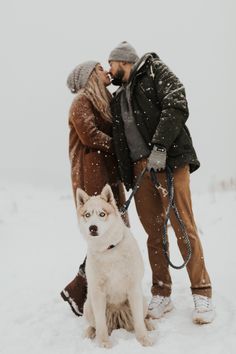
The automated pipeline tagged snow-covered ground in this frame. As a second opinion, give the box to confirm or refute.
[1,182,236,354]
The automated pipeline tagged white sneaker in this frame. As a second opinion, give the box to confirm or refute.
[192,294,215,324]
[148,295,174,319]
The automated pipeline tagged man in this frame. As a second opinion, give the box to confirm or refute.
[108,41,215,324]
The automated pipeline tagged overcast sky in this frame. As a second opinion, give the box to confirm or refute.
[0,0,235,192]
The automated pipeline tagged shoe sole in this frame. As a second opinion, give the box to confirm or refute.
[192,314,214,325]
[148,301,174,319]
[60,290,83,317]
[193,317,211,325]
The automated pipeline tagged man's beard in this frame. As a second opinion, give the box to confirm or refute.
[111,68,125,86]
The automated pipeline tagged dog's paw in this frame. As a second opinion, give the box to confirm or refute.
[144,318,155,331]
[84,326,96,339]
[137,334,154,347]
[99,339,112,348]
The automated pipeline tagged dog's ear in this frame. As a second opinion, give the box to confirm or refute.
[76,188,89,208]
[100,184,116,208]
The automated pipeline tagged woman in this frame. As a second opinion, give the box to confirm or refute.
[61,61,128,316]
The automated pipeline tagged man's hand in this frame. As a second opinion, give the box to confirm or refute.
[147,145,167,172]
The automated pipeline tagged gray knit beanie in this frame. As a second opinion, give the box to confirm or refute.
[67,60,99,93]
[108,41,139,63]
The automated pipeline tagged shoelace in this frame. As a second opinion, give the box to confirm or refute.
[150,296,165,307]
[193,295,210,310]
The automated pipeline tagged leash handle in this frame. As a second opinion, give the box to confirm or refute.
[162,166,192,269]
[150,167,192,269]
[119,165,192,270]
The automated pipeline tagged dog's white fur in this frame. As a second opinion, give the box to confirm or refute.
[76,184,154,348]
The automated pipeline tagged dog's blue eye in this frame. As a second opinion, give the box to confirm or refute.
[99,212,105,217]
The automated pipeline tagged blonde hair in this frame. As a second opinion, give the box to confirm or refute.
[83,65,112,122]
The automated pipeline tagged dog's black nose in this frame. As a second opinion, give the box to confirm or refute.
[89,225,98,236]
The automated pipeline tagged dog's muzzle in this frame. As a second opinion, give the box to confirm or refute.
[89,225,98,236]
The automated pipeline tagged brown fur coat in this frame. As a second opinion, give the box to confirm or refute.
[68,93,127,216]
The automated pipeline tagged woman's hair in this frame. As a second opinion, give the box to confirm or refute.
[83,65,112,122]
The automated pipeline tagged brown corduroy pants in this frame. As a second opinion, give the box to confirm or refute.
[133,159,212,298]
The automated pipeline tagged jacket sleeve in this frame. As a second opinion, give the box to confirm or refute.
[70,95,114,154]
[150,59,189,150]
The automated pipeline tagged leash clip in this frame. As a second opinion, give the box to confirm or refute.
[155,184,168,197]
[150,169,168,197]
[120,204,128,215]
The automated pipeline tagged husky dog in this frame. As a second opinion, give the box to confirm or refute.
[76,184,154,348]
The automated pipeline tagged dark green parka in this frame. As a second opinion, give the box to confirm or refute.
[111,53,200,191]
